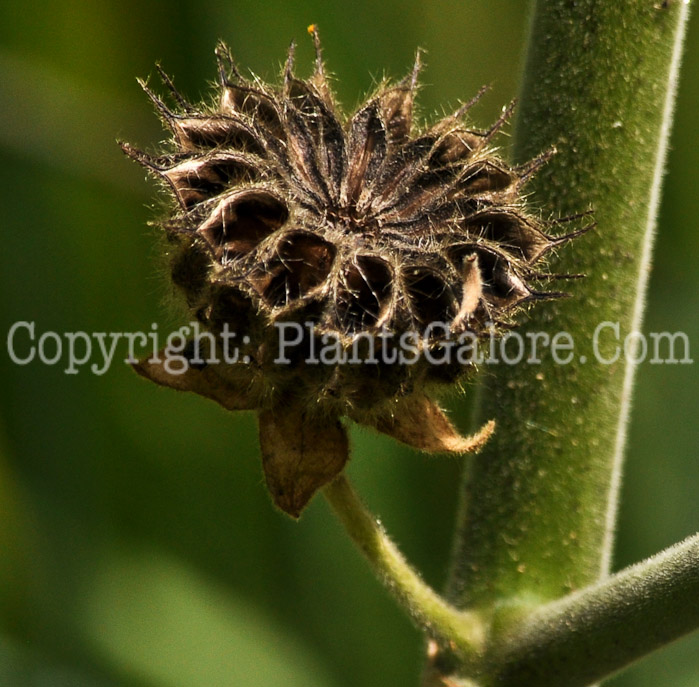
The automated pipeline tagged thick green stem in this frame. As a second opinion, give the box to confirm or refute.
[488,533,699,687]
[445,0,691,660]
[323,475,485,667]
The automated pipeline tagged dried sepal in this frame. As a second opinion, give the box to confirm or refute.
[368,395,495,454]
[258,403,349,517]
[132,345,258,411]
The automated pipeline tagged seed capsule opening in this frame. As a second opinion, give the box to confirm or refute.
[405,268,458,329]
[197,190,288,260]
[172,115,265,154]
[257,232,336,308]
[336,256,393,332]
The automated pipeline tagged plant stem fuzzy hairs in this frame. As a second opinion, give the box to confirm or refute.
[123,26,574,517]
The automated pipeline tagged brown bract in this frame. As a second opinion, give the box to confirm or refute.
[124,27,569,517]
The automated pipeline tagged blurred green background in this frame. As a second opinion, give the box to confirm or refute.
[0,1,696,685]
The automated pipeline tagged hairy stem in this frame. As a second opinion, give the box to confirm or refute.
[323,475,485,667]
[441,0,693,681]
[488,533,699,687]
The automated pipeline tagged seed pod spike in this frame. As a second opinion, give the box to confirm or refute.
[215,41,244,86]
[307,24,325,80]
[136,77,177,123]
[377,48,423,145]
[483,99,517,141]
[534,220,596,262]
[283,41,297,88]
[551,209,596,225]
[307,24,335,106]
[452,84,491,121]
[515,147,556,189]
[154,63,194,112]
[390,46,423,98]
[118,140,158,170]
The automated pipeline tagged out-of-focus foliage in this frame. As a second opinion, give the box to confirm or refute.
[0,2,696,685]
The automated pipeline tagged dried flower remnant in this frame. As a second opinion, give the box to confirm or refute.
[123,27,575,517]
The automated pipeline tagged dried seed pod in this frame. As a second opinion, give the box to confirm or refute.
[124,28,575,517]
